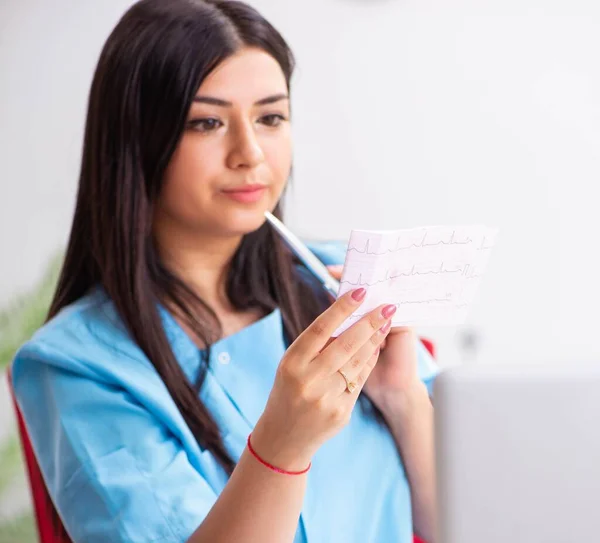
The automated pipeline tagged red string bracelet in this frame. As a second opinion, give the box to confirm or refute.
[247,434,311,475]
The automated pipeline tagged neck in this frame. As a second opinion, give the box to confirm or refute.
[154,221,242,312]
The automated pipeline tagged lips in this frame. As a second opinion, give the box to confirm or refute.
[221,184,267,203]
[222,184,267,193]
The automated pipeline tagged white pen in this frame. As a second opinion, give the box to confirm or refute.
[264,211,340,299]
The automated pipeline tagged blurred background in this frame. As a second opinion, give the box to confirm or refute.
[1,0,599,539]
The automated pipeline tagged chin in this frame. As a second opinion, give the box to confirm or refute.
[219,206,269,237]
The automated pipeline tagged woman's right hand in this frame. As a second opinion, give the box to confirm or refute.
[250,288,396,472]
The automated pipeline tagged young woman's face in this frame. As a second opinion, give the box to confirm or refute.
[158,47,292,239]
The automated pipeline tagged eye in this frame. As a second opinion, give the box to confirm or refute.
[259,114,286,127]
[187,118,223,133]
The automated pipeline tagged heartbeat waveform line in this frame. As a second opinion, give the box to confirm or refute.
[347,230,473,256]
[340,262,478,287]
[345,294,454,321]
[476,235,495,251]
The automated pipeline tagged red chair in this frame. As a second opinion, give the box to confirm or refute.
[420,337,436,360]
[7,366,72,542]
[7,339,436,543]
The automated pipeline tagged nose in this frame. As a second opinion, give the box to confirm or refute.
[226,121,265,170]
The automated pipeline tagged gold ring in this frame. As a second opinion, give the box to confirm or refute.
[337,369,357,393]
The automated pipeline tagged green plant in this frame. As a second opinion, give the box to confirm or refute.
[0,252,62,370]
[0,438,21,495]
[0,252,63,542]
[0,512,37,543]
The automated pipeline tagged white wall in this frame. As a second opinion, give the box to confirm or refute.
[1,0,599,369]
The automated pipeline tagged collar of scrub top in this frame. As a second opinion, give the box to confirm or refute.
[158,303,322,540]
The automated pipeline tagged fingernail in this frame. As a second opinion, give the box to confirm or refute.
[380,320,392,334]
[381,304,397,319]
[351,288,367,302]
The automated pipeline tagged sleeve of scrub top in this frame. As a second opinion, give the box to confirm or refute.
[12,342,218,543]
[305,239,441,394]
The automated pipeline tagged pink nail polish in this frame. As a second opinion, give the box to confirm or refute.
[351,288,367,301]
[381,304,397,319]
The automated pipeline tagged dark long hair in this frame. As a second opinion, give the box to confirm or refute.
[43,0,390,541]
[46,1,330,537]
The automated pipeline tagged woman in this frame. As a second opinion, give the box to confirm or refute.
[12,1,438,541]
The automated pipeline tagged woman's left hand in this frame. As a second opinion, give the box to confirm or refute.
[326,266,436,542]
[327,266,423,414]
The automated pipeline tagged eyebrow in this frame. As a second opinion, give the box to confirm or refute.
[192,93,289,107]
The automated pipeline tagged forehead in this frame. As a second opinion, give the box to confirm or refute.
[196,47,288,103]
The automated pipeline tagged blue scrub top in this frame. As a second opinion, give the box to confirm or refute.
[12,241,439,543]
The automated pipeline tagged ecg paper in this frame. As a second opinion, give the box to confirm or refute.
[332,225,498,336]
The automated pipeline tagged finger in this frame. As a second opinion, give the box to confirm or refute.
[287,287,368,361]
[326,265,343,280]
[316,303,397,373]
[339,345,382,401]
[334,320,390,395]
[318,336,337,354]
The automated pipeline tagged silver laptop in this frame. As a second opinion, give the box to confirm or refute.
[434,363,600,543]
